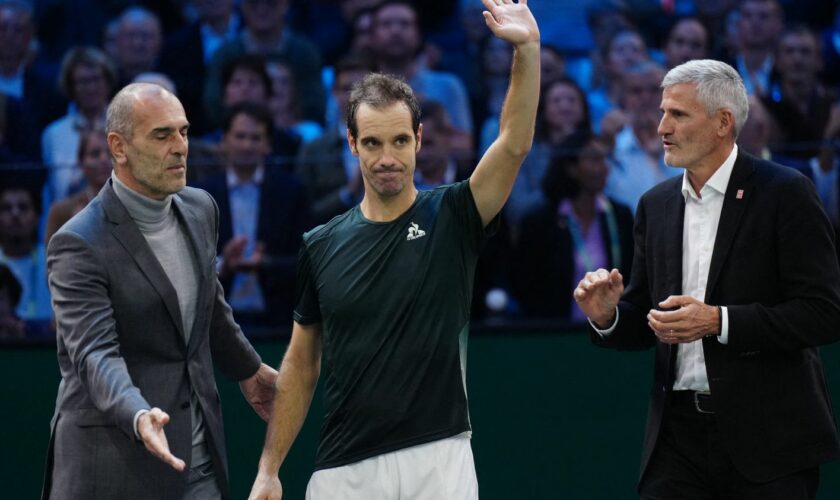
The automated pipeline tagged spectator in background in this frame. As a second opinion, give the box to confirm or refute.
[603,61,676,212]
[159,0,241,136]
[284,0,379,65]
[0,185,51,338]
[132,71,177,94]
[0,0,64,130]
[44,131,111,245]
[204,54,300,172]
[0,262,24,339]
[820,5,840,88]
[222,54,271,108]
[762,25,836,171]
[477,34,513,154]
[732,0,784,96]
[515,132,633,321]
[295,55,372,225]
[320,7,378,133]
[540,44,566,84]
[370,1,474,161]
[506,77,592,233]
[479,42,567,155]
[694,0,740,60]
[112,6,163,88]
[195,103,309,333]
[455,0,492,114]
[102,17,120,61]
[204,0,325,128]
[737,94,773,160]
[0,91,42,171]
[588,28,650,132]
[41,47,116,208]
[266,59,323,145]
[342,5,377,61]
[415,101,467,190]
[566,0,634,93]
[663,17,709,69]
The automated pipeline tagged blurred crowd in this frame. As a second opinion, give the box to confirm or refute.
[3,0,840,341]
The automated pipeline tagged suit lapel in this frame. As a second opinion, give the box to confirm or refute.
[662,182,686,382]
[705,153,755,301]
[664,185,686,297]
[102,183,187,347]
[172,194,211,351]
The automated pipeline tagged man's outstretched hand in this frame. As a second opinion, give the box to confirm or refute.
[137,407,186,471]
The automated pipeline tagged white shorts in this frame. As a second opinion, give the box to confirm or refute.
[306,432,478,500]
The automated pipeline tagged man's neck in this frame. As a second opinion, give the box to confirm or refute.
[231,163,259,183]
[360,187,418,222]
[686,143,734,195]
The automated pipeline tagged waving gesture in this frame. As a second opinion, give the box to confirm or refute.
[481,0,540,46]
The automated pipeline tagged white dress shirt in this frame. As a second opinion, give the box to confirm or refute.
[593,145,739,392]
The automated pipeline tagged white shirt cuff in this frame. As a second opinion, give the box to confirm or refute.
[133,409,149,439]
[589,307,619,336]
[717,306,729,344]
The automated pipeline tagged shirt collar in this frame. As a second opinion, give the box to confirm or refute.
[681,144,738,201]
[226,165,265,189]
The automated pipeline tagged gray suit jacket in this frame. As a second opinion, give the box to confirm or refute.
[42,181,262,499]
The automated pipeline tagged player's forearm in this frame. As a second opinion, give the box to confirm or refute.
[497,41,540,158]
[256,356,320,474]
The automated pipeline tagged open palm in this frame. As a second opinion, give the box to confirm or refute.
[481,0,540,45]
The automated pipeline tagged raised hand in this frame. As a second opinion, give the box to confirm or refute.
[137,407,186,471]
[480,0,540,46]
[573,268,624,328]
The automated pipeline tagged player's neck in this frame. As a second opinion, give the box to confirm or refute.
[360,187,418,222]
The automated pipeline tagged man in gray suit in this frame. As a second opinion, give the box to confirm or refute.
[43,82,278,499]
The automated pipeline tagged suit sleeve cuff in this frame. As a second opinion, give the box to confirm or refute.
[133,409,149,439]
[589,307,619,337]
[717,306,729,344]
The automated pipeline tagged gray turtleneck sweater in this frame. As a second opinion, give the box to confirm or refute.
[111,173,210,466]
[112,173,198,339]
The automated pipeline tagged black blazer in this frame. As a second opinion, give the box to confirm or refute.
[592,151,840,484]
[196,169,311,322]
[515,197,634,318]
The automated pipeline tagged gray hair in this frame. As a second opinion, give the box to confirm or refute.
[106,82,175,140]
[661,59,749,138]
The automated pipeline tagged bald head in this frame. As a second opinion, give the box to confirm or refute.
[107,83,181,140]
[105,82,190,200]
